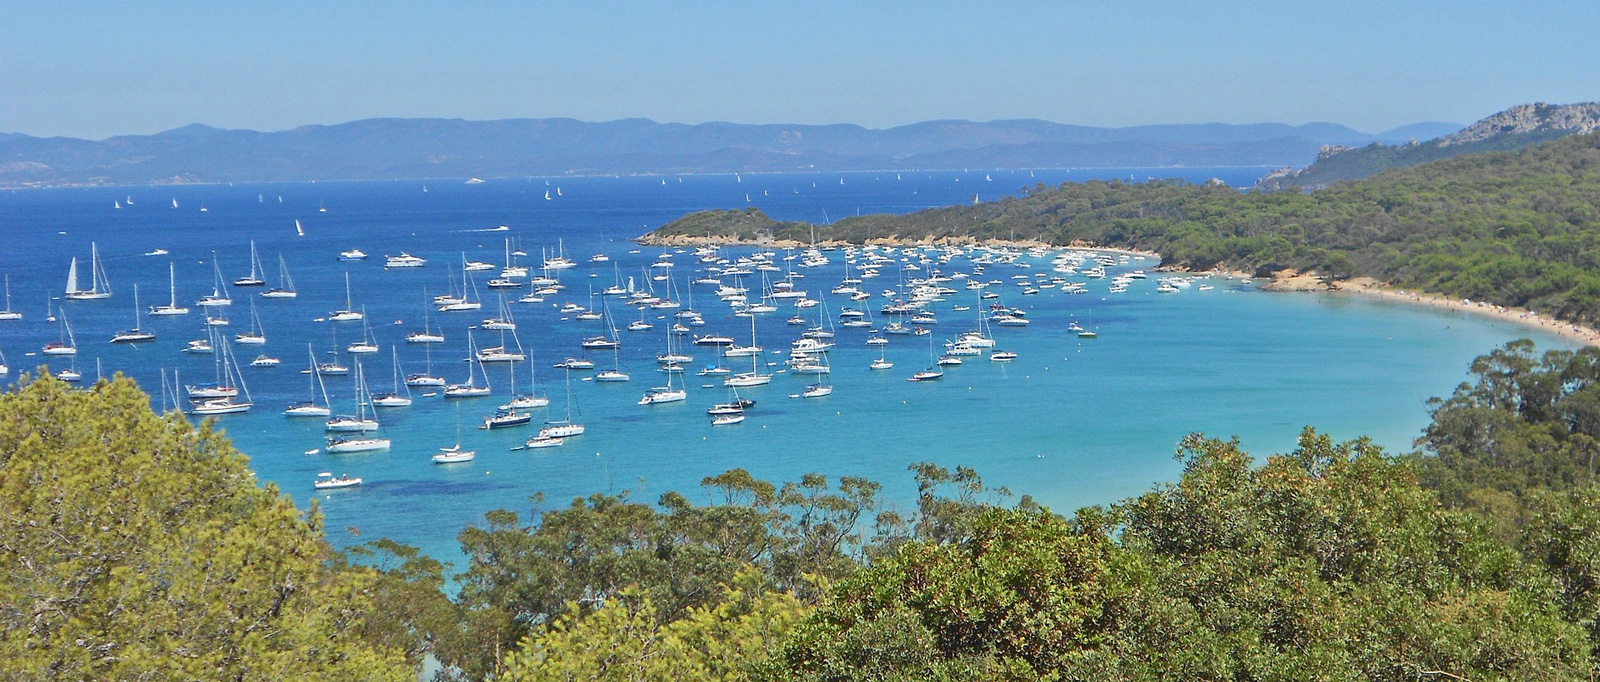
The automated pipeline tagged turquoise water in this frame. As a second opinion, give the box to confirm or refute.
[0,169,1572,564]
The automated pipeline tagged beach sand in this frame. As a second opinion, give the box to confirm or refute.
[1331,277,1600,347]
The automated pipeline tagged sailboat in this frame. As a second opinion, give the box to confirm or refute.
[110,285,157,343]
[908,332,944,382]
[328,273,363,321]
[437,257,483,311]
[724,315,772,387]
[261,255,298,298]
[798,351,833,398]
[500,334,550,410]
[56,356,83,382]
[64,242,113,300]
[405,341,447,387]
[708,385,755,415]
[476,328,526,363]
[43,310,78,356]
[592,301,628,382]
[285,345,333,417]
[444,331,493,397]
[433,406,477,463]
[325,360,392,453]
[233,241,267,286]
[234,299,267,344]
[371,347,414,407]
[406,291,446,343]
[499,238,528,279]
[638,364,686,405]
[326,359,381,432]
[189,339,253,414]
[640,323,686,404]
[195,254,232,307]
[542,238,576,270]
[482,294,516,330]
[148,263,190,315]
[0,275,22,320]
[581,298,623,351]
[533,367,584,441]
[347,309,379,353]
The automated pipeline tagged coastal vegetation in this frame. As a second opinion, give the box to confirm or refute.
[11,341,1600,679]
[648,131,1600,325]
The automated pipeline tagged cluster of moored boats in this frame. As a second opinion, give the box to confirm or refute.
[1,235,1195,491]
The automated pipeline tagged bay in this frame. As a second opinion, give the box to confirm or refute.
[0,167,1571,564]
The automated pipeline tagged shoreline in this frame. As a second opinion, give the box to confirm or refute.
[1328,277,1600,348]
[636,232,1598,347]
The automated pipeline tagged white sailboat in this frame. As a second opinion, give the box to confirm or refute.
[328,273,363,321]
[189,339,253,414]
[234,299,267,344]
[371,347,414,407]
[405,341,447,387]
[326,358,381,433]
[724,315,772,387]
[233,241,267,286]
[261,254,298,298]
[347,309,379,353]
[149,262,190,315]
[196,254,232,307]
[64,243,113,300]
[534,367,584,440]
[501,333,550,410]
[109,285,156,343]
[444,331,493,397]
[43,310,77,356]
[406,291,446,343]
[433,406,477,463]
[0,275,22,320]
[285,345,333,417]
[437,258,483,312]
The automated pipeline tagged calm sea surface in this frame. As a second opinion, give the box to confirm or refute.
[0,168,1572,563]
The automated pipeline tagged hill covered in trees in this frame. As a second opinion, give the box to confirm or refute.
[11,339,1600,680]
[648,131,1600,325]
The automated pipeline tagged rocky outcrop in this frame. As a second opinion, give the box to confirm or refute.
[1439,102,1600,146]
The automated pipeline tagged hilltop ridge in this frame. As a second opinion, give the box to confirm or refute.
[1258,101,1599,189]
[0,116,1448,187]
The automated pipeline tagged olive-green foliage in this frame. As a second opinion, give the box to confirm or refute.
[497,569,808,682]
[0,372,411,682]
[652,132,1600,324]
[772,430,1588,681]
[438,470,881,680]
[1415,340,1600,517]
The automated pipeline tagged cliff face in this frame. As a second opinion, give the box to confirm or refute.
[1439,102,1600,146]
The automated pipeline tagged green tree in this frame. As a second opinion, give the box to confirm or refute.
[0,372,411,681]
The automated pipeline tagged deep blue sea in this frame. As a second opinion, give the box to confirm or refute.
[0,168,1573,565]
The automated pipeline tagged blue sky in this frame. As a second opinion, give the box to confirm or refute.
[4,1,1597,139]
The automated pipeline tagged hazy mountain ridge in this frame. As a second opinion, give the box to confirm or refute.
[0,117,1450,187]
[1258,101,1597,189]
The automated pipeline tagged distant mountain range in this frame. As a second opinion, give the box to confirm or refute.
[0,117,1463,188]
[1257,102,1600,189]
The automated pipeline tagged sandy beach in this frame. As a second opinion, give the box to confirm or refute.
[1328,277,1600,347]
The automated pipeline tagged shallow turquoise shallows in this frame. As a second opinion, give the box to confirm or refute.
[0,168,1573,564]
